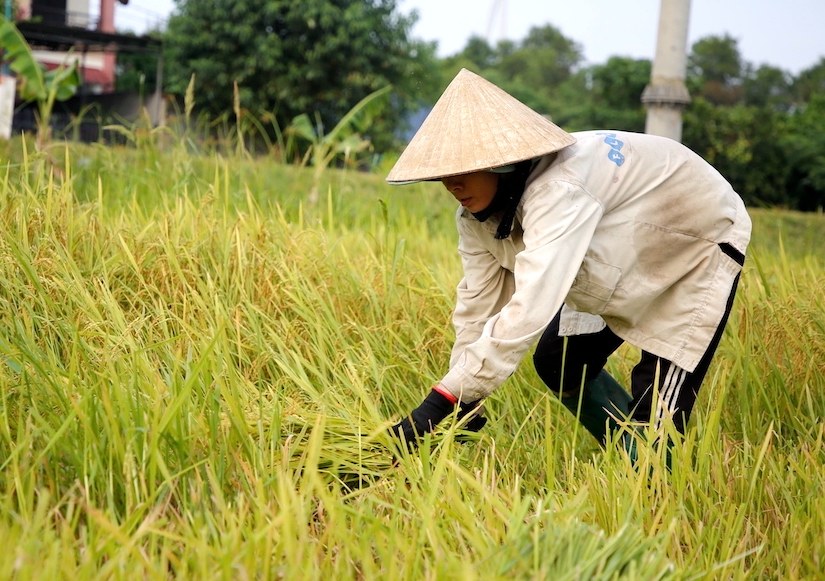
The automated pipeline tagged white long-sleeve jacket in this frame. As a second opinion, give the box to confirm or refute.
[439,131,752,402]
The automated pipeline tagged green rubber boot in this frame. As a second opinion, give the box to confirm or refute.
[560,370,632,446]
[621,426,675,471]
[620,428,639,465]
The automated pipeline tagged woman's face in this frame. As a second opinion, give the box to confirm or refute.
[441,171,499,213]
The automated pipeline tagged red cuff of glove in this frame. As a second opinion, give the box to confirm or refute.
[432,384,458,404]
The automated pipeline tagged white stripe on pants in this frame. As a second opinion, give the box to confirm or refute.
[654,363,688,429]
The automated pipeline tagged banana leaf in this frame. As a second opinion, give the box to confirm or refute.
[0,16,80,103]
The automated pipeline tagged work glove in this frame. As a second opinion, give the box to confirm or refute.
[459,402,487,430]
[390,388,487,450]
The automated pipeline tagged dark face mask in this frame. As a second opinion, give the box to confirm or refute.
[472,160,535,239]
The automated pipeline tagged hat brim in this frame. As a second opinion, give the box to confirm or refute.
[387,69,575,184]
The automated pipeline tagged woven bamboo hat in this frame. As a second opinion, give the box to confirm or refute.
[386,68,576,184]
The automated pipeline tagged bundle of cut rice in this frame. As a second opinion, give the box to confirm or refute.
[280,414,397,491]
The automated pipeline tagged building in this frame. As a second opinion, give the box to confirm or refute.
[14,0,136,93]
[4,0,164,140]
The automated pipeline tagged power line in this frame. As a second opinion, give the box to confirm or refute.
[486,0,508,44]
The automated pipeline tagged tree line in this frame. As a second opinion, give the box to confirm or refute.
[120,0,825,212]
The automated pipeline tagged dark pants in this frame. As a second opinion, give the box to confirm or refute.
[533,272,741,434]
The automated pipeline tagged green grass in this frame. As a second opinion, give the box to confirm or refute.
[1,139,823,579]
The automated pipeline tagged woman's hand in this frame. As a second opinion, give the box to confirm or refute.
[390,389,487,449]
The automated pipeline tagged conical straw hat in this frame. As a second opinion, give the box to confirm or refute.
[386,68,576,184]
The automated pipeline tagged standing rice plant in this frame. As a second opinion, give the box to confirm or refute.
[0,142,823,578]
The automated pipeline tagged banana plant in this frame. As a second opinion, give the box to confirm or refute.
[287,85,391,203]
[1,16,81,148]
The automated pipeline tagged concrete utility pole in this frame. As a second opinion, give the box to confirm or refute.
[642,0,691,142]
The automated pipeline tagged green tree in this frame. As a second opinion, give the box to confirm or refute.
[781,94,825,211]
[743,64,793,111]
[683,97,788,208]
[115,32,163,94]
[545,57,650,132]
[792,57,825,104]
[586,57,649,130]
[688,34,744,105]
[441,24,584,116]
[163,0,438,150]
[589,57,651,111]
[497,24,583,91]
[683,36,825,211]
[458,35,497,70]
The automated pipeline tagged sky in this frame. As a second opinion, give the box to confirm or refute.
[114,0,825,75]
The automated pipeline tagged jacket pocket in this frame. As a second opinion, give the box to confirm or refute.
[566,256,622,314]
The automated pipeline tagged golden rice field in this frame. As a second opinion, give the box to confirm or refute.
[1,139,823,579]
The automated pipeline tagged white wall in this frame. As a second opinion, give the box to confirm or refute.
[67,0,92,27]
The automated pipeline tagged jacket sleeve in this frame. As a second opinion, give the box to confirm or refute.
[439,181,604,402]
[450,218,516,369]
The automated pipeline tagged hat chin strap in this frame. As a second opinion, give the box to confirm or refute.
[471,190,508,223]
[490,164,517,174]
[471,160,535,239]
